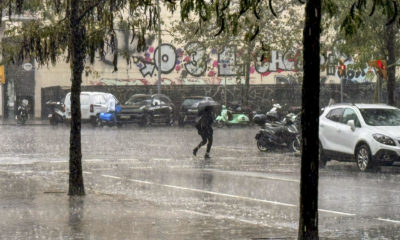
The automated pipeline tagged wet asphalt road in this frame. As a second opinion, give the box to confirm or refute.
[1,124,400,239]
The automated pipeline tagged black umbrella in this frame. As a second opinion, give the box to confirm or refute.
[197,100,220,112]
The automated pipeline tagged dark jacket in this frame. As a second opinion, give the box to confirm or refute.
[196,110,213,132]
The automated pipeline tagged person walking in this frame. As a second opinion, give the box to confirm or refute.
[193,106,214,159]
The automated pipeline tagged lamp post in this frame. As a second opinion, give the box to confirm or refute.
[157,0,162,94]
[339,64,345,102]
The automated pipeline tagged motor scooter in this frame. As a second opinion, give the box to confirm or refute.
[215,105,251,127]
[255,113,301,153]
[97,105,122,127]
[46,100,65,126]
[15,99,29,125]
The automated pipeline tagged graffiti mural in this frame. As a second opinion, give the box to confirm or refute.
[92,29,377,85]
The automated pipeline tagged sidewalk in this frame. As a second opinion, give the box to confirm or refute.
[0,163,298,240]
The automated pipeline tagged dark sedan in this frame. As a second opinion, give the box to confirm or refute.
[178,96,219,126]
[118,94,175,126]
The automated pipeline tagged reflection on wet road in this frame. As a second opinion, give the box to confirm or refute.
[1,125,400,239]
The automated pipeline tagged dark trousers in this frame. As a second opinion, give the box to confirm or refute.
[109,111,117,124]
[195,128,213,153]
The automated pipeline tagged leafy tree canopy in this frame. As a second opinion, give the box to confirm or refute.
[1,0,175,70]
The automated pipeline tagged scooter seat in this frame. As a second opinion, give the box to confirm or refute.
[99,112,115,121]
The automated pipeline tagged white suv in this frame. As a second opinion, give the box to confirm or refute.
[64,91,115,126]
[319,103,400,171]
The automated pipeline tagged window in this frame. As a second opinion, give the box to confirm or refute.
[93,95,106,104]
[360,108,400,126]
[326,108,344,122]
[341,108,361,127]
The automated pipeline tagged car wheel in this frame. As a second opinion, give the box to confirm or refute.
[356,144,373,172]
[319,143,328,168]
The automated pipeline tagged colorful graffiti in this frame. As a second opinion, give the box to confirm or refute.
[97,29,377,85]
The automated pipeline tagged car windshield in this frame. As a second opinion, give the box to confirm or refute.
[183,98,204,106]
[125,95,151,105]
[359,108,400,126]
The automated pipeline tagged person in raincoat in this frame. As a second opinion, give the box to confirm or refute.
[193,106,214,159]
[106,94,117,124]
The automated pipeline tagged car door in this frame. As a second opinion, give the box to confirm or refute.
[93,94,107,115]
[336,108,362,155]
[320,108,344,151]
[80,94,90,119]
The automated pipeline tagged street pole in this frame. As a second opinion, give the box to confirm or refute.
[378,76,381,103]
[340,77,343,103]
[157,0,162,95]
[224,77,227,106]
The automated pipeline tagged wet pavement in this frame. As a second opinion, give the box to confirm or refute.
[1,125,400,239]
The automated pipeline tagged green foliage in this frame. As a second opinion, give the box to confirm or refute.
[324,0,400,68]
[1,0,176,69]
[174,0,304,65]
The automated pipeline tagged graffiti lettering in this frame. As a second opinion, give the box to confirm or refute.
[184,42,207,77]
[154,44,177,74]
[218,46,244,76]
[139,62,156,77]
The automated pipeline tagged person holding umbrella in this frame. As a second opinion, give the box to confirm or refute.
[193,105,214,159]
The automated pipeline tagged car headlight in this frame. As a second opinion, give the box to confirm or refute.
[372,134,396,146]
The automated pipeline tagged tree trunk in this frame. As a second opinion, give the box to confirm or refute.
[68,0,85,196]
[385,23,396,106]
[298,0,321,239]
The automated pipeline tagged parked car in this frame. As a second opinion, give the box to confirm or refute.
[64,91,115,126]
[178,96,219,126]
[118,94,174,126]
[319,103,400,171]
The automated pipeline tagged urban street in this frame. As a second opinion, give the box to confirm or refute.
[1,124,400,239]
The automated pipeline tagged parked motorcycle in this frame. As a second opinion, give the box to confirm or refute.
[97,105,122,127]
[46,100,65,126]
[15,99,29,125]
[255,113,301,153]
[215,105,251,127]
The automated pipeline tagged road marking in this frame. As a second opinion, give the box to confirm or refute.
[129,167,153,170]
[91,168,115,171]
[152,158,172,161]
[128,179,153,184]
[319,209,355,216]
[85,159,105,162]
[101,174,122,179]
[119,158,139,162]
[83,171,92,174]
[203,169,300,183]
[376,218,400,224]
[218,157,237,160]
[179,209,272,227]
[101,175,355,216]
